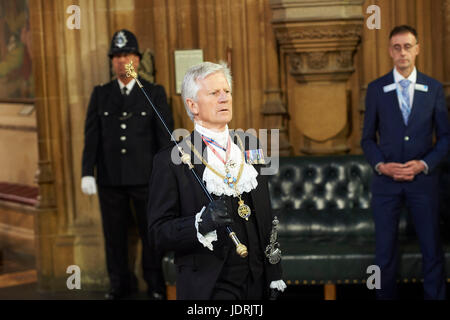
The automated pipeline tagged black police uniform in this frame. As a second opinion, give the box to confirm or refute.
[81,29,174,298]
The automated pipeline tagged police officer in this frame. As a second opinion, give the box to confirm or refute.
[81,29,174,300]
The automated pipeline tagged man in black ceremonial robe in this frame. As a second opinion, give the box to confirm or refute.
[147,61,286,300]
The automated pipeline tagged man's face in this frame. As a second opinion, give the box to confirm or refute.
[187,72,232,131]
[389,32,419,71]
[111,53,140,80]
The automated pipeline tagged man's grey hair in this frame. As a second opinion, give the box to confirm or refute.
[181,61,232,121]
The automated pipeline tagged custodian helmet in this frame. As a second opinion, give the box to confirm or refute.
[108,29,142,59]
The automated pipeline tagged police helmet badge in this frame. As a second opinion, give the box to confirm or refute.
[114,31,128,49]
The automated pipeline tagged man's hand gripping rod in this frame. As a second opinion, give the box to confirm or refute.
[125,61,248,258]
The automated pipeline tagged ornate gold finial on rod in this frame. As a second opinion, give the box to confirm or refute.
[125,60,143,88]
[125,60,138,79]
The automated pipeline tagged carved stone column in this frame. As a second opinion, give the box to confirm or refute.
[261,89,292,156]
[29,0,132,291]
[270,0,364,155]
[261,1,292,157]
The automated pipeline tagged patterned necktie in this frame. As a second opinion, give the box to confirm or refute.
[399,79,411,125]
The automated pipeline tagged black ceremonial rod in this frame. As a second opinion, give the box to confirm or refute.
[125,61,248,258]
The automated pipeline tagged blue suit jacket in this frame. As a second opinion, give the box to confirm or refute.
[361,70,450,194]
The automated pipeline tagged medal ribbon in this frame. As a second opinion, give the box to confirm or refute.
[202,136,227,152]
[201,135,231,165]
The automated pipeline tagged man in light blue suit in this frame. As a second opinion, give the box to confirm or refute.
[361,25,449,299]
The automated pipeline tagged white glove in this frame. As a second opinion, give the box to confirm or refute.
[270,280,287,292]
[195,207,218,251]
[81,176,97,195]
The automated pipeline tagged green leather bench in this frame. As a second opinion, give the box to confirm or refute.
[161,155,450,299]
[268,155,450,299]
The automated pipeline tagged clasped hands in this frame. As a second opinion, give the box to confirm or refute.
[378,160,425,181]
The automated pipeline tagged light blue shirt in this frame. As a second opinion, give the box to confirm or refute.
[393,67,416,109]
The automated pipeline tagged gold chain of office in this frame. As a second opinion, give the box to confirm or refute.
[186,134,252,220]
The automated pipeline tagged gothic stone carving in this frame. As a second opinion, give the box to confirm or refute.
[274,24,363,45]
[289,50,355,82]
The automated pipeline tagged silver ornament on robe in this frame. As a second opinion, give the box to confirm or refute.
[265,216,282,264]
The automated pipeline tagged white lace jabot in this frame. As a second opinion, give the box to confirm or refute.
[194,123,258,197]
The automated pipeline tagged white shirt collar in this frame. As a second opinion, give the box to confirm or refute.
[117,78,136,95]
[194,123,229,147]
[393,67,417,84]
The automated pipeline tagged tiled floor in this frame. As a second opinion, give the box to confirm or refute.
[0,282,447,300]
[0,249,449,300]
[0,282,152,300]
[0,280,448,300]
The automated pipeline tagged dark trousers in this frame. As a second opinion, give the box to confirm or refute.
[98,185,166,294]
[372,190,446,300]
[211,264,264,300]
